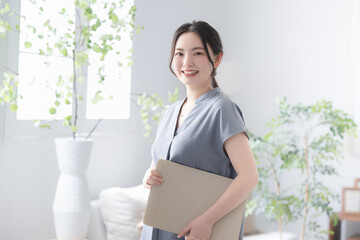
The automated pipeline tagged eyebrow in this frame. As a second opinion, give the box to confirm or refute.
[175,47,205,51]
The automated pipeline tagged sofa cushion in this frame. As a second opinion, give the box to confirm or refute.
[99,185,149,240]
[243,232,298,240]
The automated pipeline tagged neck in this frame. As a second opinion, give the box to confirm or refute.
[185,84,213,104]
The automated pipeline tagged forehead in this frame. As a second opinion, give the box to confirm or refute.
[175,32,204,49]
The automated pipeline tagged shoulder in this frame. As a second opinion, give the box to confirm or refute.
[211,93,242,114]
[207,93,246,124]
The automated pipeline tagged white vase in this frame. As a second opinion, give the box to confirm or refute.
[53,137,93,240]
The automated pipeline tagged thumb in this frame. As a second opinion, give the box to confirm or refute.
[177,224,191,238]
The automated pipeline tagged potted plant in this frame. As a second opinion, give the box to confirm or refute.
[0,0,141,239]
[247,97,357,240]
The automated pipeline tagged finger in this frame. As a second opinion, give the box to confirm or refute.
[177,225,191,238]
[150,174,164,183]
[143,182,151,189]
[143,179,152,189]
[147,179,161,186]
[150,169,163,178]
[184,233,191,240]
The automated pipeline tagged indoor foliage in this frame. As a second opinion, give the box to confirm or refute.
[247,97,357,240]
[137,88,179,141]
[0,0,141,139]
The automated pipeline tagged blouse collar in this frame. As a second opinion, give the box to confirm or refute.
[195,87,222,104]
[178,87,222,109]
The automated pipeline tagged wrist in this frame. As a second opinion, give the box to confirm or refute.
[199,212,217,226]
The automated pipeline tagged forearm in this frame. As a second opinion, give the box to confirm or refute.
[200,174,258,225]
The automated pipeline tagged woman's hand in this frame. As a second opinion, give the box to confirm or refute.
[177,215,214,240]
[142,166,163,189]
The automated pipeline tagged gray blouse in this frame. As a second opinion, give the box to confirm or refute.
[140,87,247,240]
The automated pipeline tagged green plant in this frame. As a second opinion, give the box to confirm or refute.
[0,0,142,139]
[247,97,357,240]
[137,88,179,140]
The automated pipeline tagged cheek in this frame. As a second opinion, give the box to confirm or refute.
[197,58,213,72]
[172,59,182,73]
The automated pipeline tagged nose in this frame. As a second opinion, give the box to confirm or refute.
[183,54,194,67]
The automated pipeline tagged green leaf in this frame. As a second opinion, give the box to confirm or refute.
[5,3,10,13]
[71,125,77,132]
[63,119,70,127]
[33,119,40,127]
[4,95,10,102]
[65,98,71,105]
[24,41,32,48]
[54,100,60,107]
[92,90,104,104]
[61,48,68,57]
[43,19,50,27]
[79,0,88,9]
[39,124,51,129]
[85,7,93,14]
[10,103,18,112]
[99,34,113,41]
[46,47,53,55]
[49,107,57,115]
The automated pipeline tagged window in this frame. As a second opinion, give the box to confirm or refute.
[17,0,132,120]
[85,0,132,119]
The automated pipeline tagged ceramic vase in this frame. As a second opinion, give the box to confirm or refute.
[53,138,93,240]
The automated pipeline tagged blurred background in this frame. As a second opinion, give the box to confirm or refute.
[0,0,359,239]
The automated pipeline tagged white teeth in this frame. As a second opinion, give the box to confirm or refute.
[183,71,198,74]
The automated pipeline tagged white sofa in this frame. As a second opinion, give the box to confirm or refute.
[86,185,297,240]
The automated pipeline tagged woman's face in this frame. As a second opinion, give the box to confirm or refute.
[172,32,218,89]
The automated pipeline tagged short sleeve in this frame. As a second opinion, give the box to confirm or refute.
[218,100,248,144]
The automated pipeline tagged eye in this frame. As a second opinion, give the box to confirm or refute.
[194,52,203,56]
[175,52,183,56]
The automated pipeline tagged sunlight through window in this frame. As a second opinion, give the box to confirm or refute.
[17,0,133,120]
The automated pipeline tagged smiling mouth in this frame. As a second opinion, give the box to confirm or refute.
[182,70,199,76]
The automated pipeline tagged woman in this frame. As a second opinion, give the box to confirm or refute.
[141,20,258,240]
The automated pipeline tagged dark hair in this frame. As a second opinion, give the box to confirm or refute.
[169,20,223,88]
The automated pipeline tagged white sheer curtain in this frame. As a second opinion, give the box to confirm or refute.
[344,0,360,154]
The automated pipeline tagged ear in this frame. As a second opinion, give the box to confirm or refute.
[214,52,223,68]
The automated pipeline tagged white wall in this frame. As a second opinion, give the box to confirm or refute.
[0,0,359,239]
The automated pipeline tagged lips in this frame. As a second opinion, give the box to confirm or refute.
[182,70,199,77]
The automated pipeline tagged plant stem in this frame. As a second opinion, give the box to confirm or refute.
[72,49,78,139]
[271,167,283,240]
[0,64,18,75]
[300,132,309,240]
[86,119,102,140]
